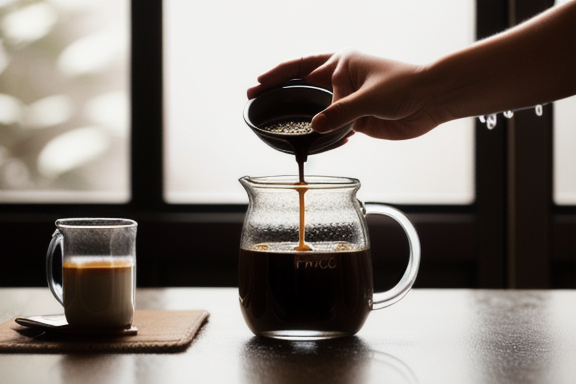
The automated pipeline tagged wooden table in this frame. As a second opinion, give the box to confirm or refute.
[0,288,574,384]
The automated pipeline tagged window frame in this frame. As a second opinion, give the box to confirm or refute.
[0,0,573,289]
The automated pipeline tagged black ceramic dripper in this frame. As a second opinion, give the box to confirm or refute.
[243,79,353,163]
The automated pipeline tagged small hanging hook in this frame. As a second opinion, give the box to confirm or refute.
[535,104,543,116]
[478,104,546,129]
[486,114,497,129]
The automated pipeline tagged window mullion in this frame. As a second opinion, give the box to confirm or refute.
[506,0,554,289]
[475,0,509,288]
[130,0,165,211]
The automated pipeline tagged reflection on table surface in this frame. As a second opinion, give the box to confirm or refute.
[0,288,575,384]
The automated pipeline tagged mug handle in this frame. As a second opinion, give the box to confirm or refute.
[46,229,64,305]
[364,203,421,310]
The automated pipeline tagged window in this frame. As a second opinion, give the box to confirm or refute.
[0,0,129,203]
[553,96,576,205]
[0,0,573,289]
[163,0,475,205]
[552,0,576,206]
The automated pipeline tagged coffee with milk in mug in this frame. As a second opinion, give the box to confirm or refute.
[62,257,135,328]
[46,218,137,329]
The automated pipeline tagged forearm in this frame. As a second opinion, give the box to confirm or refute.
[425,1,576,123]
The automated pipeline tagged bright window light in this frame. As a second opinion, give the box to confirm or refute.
[164,0,475,205]
[0,0,129,203]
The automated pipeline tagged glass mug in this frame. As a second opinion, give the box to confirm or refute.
[46,218,137,328]
[238,176,420,340]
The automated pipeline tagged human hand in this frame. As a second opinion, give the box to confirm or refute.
[247,50,443,141]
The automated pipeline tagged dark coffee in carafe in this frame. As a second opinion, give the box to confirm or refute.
[239,242,373,338]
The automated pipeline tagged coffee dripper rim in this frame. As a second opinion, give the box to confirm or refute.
[243,80,331,135]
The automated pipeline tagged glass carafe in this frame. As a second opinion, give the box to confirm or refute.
[238,175,420,340]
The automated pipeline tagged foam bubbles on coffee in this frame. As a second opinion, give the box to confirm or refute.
[250,242,358,253]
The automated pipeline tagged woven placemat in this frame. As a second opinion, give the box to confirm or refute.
[0,310,209,354]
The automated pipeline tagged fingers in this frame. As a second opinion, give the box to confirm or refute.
[305,54,341,90]
[247,54,333,99]
[259,54,331,84]
[313,97,433,141]
[311,92,365,134]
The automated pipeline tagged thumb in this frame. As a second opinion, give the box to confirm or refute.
[311,95,362,133]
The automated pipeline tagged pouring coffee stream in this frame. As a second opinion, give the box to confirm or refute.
[258,118,315,183]
[244,80,353,251]
[258,119,314,251]
[257,118,313,251]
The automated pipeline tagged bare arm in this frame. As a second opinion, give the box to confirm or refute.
[429,0,576,123]
[247,1,576,140]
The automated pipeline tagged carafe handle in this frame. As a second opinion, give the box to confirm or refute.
[365,203,421,310]
[46,229,64,305]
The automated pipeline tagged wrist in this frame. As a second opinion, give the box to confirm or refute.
[415,60,456,126]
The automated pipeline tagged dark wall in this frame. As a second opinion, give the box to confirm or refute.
[1,213,476,288]
[2,212,573,289]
